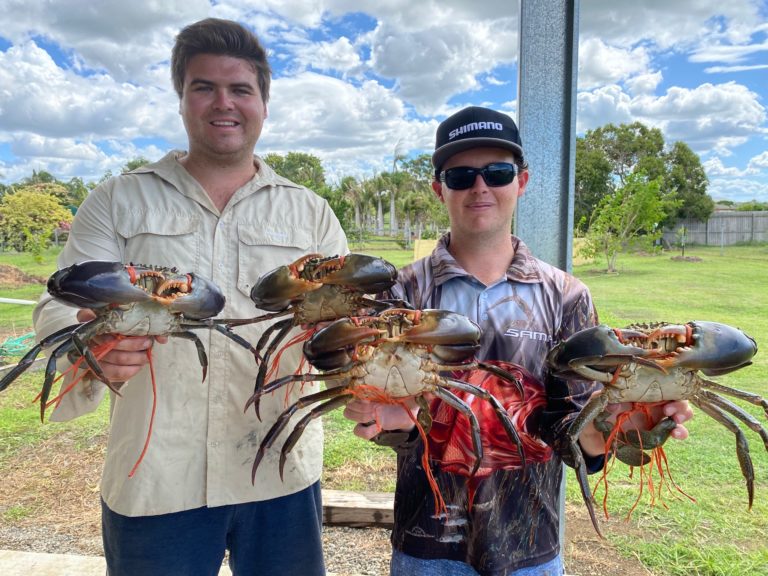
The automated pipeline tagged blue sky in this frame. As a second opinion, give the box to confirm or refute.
[0,0,766,202]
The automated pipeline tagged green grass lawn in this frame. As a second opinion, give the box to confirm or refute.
[1,242,767,574]
[570,245,768,575]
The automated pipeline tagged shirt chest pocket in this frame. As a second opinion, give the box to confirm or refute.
[116,211,200,269]
[237,224,313,300]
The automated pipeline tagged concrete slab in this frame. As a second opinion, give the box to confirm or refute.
[0,549,354,575]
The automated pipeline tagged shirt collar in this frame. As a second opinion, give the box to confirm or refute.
[430,232,544,286]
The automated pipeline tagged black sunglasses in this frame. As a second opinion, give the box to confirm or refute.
[439,162,518,190]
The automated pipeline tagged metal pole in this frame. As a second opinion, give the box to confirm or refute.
[517,0,580,559]
[516,0,579,272]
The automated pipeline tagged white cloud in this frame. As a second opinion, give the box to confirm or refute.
[0,0,766,203]
[708,177,768,202]
[367,18,517,115]
[576,85,634,133]
[747,151,768,172]
[578,39,651,90]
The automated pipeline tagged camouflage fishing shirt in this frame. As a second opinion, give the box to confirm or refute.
[386,233,602,575]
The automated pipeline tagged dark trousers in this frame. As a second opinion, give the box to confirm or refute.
[102,482,325,576]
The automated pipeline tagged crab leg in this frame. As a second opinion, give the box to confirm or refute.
[566,391,610,537]
[170,332,209,381]
[277,394,354,479]
[691,397,756,508]
[431,386,484,477]
[0,323,79,392]
[442,377,526,469]
[700,378,768,417]
[70,322,113,387]
[249,318,295,418]
[251,385,353,482]
[698,389,768,451]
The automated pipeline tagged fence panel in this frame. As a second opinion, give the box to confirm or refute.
[663,211,768,246]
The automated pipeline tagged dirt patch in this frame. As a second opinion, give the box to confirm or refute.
[0,431,654,575]
[670,255,703,262]
[0,264,47,287]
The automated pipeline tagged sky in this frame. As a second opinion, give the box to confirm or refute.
[0,0,766,203]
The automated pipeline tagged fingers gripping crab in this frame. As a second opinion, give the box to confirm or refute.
[0,261,255,474]
[225,253,400,417]
[249,308,527,511]
[547,320,765,536]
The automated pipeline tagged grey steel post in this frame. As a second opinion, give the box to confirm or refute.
[516,0,580,557]
[516,0,579,273]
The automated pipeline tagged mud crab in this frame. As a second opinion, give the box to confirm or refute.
[547,320,765,536]
[0,260,253,423]
[249,308,527,511]
[224,253,400,416]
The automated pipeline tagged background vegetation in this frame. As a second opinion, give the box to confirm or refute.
[2,243,767,575]
[1,118,767,574]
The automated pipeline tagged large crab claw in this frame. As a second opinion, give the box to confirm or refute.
[302,309,484,372]
[47,261,225,320]
[546,325,660,382]
[649,321,758,376]
[250,253,397,312]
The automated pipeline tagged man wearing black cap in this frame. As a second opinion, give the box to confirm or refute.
[345,106,693,575]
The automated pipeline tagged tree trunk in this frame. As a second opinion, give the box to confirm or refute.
[389,190,397,237]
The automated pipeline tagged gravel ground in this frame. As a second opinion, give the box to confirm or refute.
[0,524,393,576]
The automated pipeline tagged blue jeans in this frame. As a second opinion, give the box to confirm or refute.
[102,482,324,576]
[390,548,564,575]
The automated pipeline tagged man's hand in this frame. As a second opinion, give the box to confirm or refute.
[579,398,694,458]
[343,398,420,441]
[75,309,168,385]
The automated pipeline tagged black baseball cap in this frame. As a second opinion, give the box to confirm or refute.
[432,106,524,172]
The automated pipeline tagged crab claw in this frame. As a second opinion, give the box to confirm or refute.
[395,309,482,364]
[547,325,655,381]
[48,261,153,309]
[654,321,758,376]
[167,273,225,320]
[311,253,397,293]
[250,254,325,312]
[303,317,382,371]
[48,261,226,320]
[249,253,397,313]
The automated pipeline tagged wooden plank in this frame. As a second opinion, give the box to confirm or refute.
[322,489,394,528]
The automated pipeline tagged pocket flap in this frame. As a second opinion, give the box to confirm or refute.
[116,210,199,238]
[237,223,312,249]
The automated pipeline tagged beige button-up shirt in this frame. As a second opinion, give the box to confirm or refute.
[33,151,348,516]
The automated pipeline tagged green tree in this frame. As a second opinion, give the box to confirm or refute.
[575,138,613,232]
[736,200,768,211]
[400,153,447,235]
[264,152,327,191]
[123,157,151,173]
[0,188,73,260]
[579,173,673,273]
[64,177,89,209]
[21,170,57,185]
[663,141,713,224]
[576,122,709,230]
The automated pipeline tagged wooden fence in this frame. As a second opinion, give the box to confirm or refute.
[662,211,768,247]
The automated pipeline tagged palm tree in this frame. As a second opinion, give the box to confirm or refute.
[389,139,407,237]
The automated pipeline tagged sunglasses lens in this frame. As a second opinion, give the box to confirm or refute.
[441,163,517,189]
[483,163,517,186]
[444,168,476,189]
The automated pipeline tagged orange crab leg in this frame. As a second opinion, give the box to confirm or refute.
[35,336,159,479]
[352,384,447,517]
[128,347,156,478]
